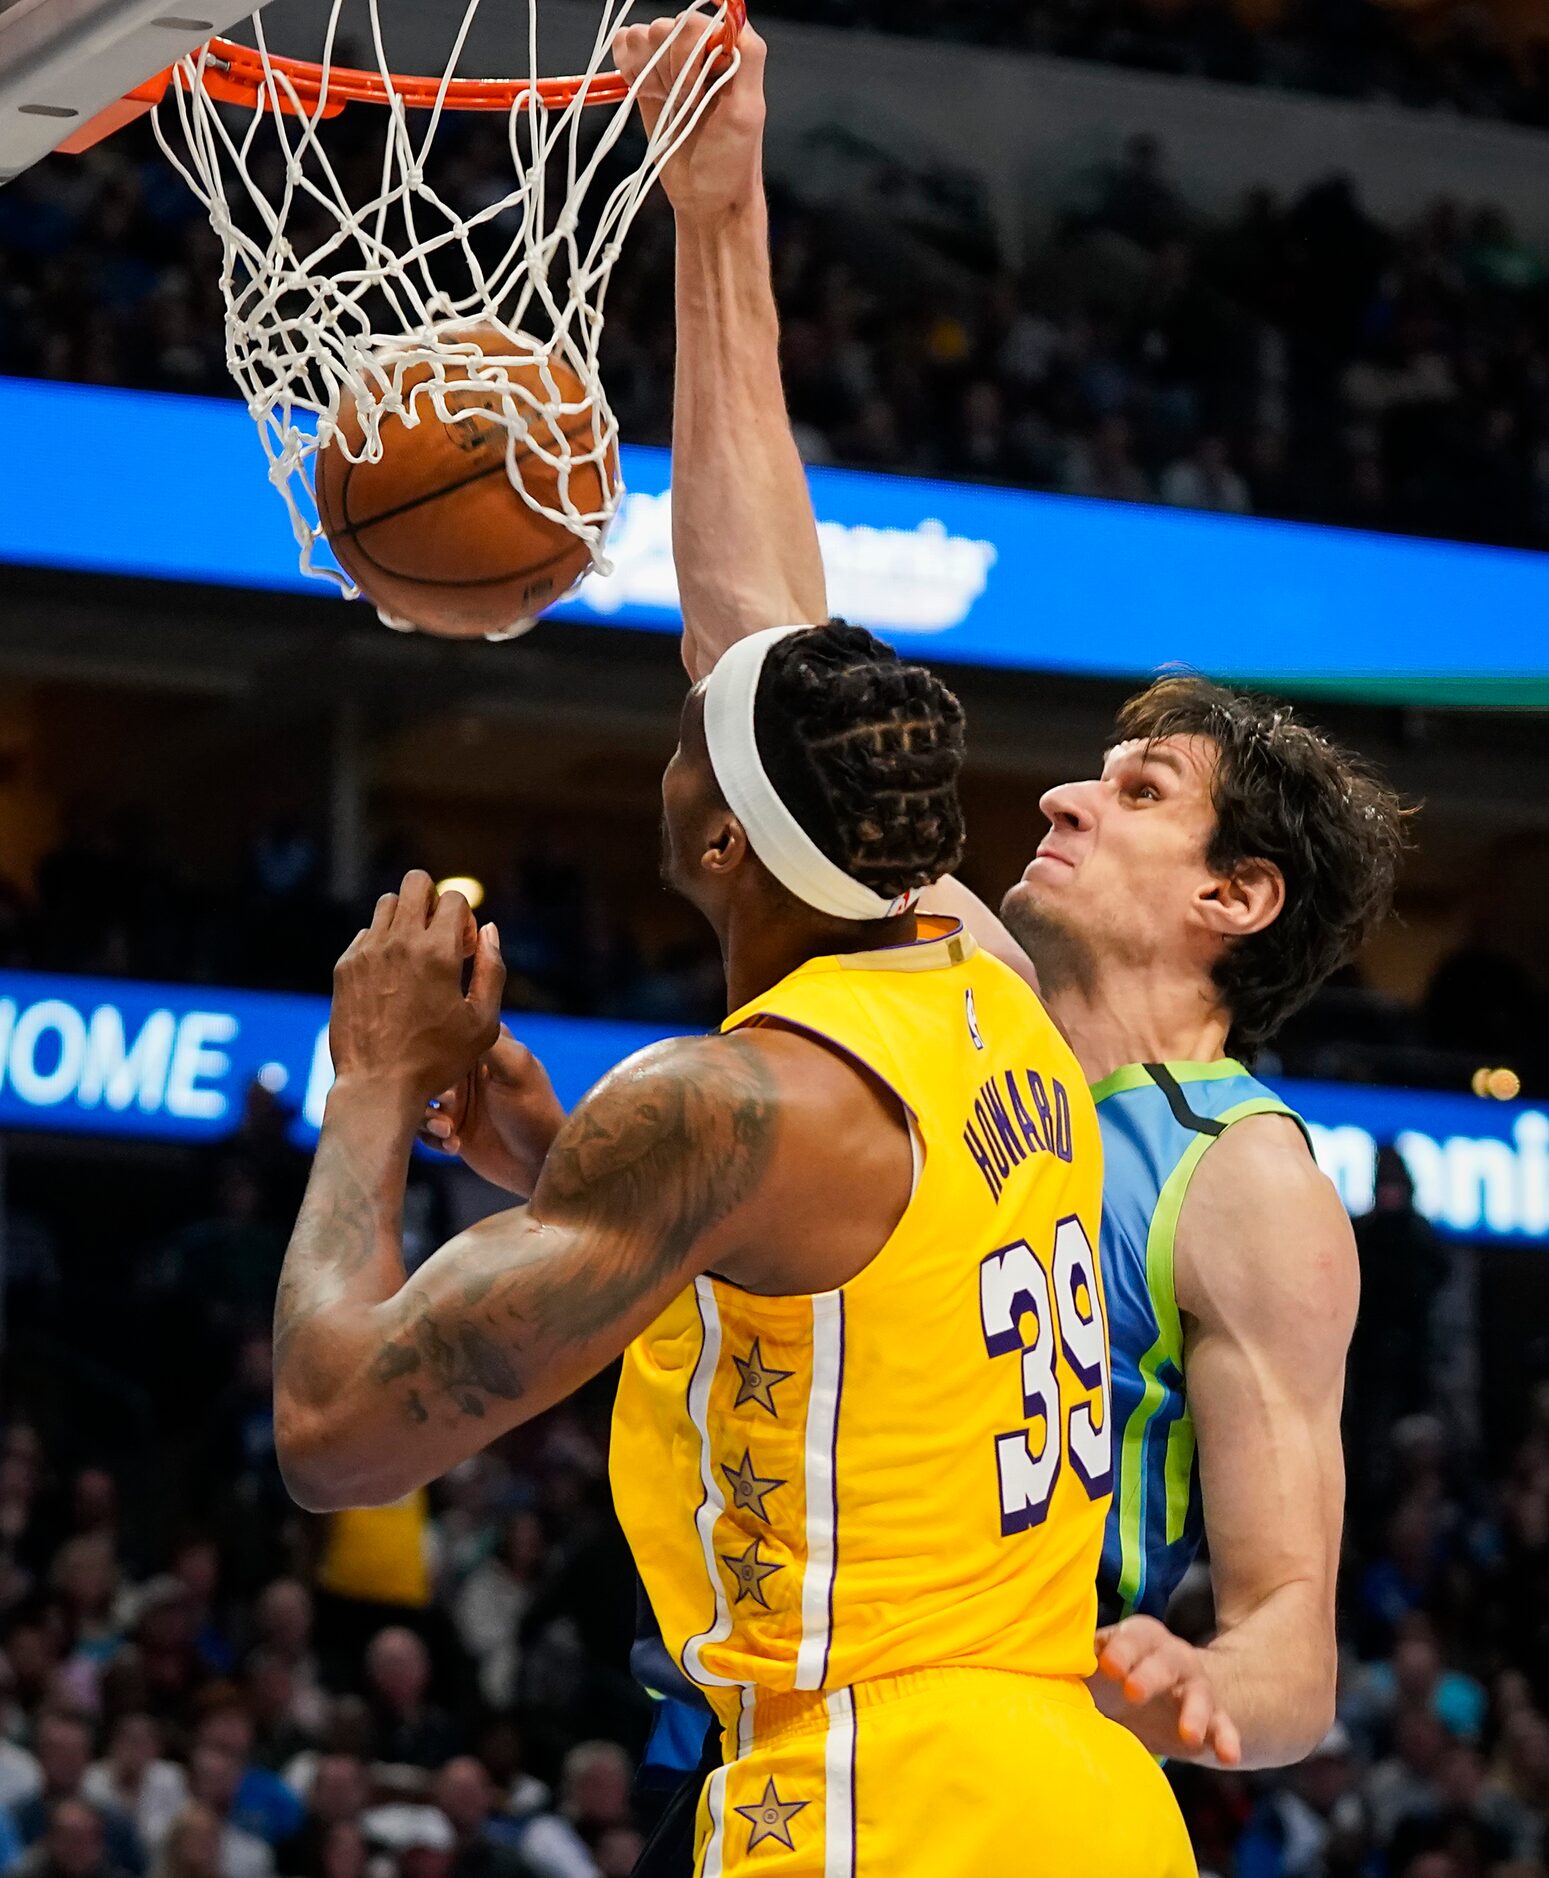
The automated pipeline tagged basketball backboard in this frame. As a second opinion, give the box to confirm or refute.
[0,0,270,180]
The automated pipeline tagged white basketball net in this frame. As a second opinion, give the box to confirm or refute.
[151,0,739,627]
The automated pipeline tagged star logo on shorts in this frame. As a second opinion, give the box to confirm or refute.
[721,1536,782,1609]
[731,1339,794,1418]
[734,1777,808,1852]
[721,1450,784,1522]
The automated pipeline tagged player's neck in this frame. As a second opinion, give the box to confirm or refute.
[719,903,919,1015]
[1044,963,1234,1086]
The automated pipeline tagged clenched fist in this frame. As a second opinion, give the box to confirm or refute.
[612,11,767,221]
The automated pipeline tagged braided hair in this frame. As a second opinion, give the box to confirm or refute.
[750,622,967,905]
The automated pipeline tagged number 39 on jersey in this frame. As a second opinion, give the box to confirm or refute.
[979,1216,1114,1536]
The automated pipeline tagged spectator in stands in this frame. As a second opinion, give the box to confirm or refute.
[82,1716,188,1854]
[242,1655,314,1776]
[183,1748,270,1878]
[585,1833,639,1878]
[1062,414,1152,503]
[451,1516,546,1715]
[1089,131,1189,250]
[173,1545,235,1680]
[70,1472,121,1558]
[361,1633,459,1772]
[1365,1711,1453,1845]
[360,1809,454,1878]
[13,1800,136,1878]
[314,1495,436,1694]
[1491,1708,1549,1821]
[430,1760,536,1878]
[555,1746,631,1853]
[221,1084,312,1235]
[10,1711,146,1877]
[1347,1152,1451,1507]
[199,1342,287,1587]
[1386,1738,1540,1870]
[4,1622,61,1722]
[159,1172,287,1354]
[273,1755,367,1878]
[1345,1628,1489,1756]
[0,1657,43,1810]
[149,1807,224,1878]
[191,1704,302,1848]
[49,1537,124,1675]
[251,1585,324,1738]
[1234,1723,1371,1877]
[126,1579,217,1723]
[1159,435,1254,514]
[311,1822,367,1878]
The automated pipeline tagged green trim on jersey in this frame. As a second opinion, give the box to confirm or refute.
[1089,1058,1255,1103]
[1111,1092,1304,1613]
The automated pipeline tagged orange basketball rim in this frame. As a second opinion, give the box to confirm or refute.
[61,0,746,153]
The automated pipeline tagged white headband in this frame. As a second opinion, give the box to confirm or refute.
[702,625,925,923]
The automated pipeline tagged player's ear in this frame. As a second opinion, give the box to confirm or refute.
[700,808,752,879]
[1195,858,1285,940]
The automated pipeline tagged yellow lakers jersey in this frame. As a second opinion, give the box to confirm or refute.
[610,917,1112,1739]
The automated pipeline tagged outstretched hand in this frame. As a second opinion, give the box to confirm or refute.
[329,871,505,1103]
[419,1026,568,1198]
[1095,1615,1243,1767]
[612,11,767,222]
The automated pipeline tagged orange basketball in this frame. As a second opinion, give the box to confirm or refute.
[314,326,616,640]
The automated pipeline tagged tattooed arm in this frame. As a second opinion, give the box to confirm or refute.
[273,1031,780,1511]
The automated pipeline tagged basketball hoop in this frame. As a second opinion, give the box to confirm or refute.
[141,0,743,623]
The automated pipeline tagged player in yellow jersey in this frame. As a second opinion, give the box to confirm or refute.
[270,620,1193,1877]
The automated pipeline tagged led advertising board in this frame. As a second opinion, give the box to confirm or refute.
[0,972,1543,1245]
[4,376,1547,704]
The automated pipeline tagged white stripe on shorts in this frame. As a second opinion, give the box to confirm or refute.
[824,1685,857,1878]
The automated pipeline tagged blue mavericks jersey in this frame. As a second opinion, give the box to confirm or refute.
[1095,1059,1308,1626]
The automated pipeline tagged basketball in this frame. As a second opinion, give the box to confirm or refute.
[313,326,616,640]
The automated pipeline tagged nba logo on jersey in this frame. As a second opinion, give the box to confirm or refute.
[965,987,985,1051]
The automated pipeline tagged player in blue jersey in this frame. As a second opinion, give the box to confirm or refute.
[424,23,1409,1862]
[591,13,1410,1797]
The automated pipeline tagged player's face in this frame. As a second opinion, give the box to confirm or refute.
[659,686,723,909]
[1000,735,1223,993]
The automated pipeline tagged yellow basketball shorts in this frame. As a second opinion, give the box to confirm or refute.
[693,1666,1196,1878]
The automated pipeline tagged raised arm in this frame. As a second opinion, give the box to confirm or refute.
[272,874,780,1510]
[1097,1114,1356,1769]
[613,19,825,679]
[613,16,1038,989]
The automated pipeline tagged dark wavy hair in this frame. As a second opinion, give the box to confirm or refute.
[752,622,967,904]
[1115,674,1414,1052]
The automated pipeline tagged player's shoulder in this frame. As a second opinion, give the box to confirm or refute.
[1197,1107,1333,1210]
[588,1029,780,1111]
[1176,1109,1357,1327]
[591,1023,858,1124]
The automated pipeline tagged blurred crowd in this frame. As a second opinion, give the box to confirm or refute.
[2,798,1548,1094]
[0,1392,654,1878]
[0,809,724,1030]
[2,117,1547,557]
[757,0,1549,127]
[0,1068,1546,1878]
